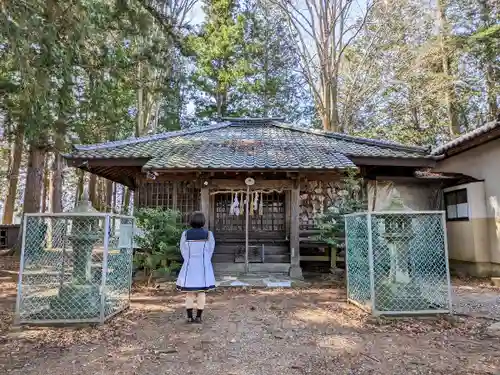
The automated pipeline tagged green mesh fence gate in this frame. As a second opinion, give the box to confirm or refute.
[15,213,135,325]
[345,211,452,316]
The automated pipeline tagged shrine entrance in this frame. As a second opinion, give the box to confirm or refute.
[211,187,288,273]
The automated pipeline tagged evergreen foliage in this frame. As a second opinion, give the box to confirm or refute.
[133,208,185,283]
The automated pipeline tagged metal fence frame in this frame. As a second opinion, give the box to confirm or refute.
[15,212,135,325]
[345,210,453,316]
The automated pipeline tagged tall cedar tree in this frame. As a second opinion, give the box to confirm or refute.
[233,0,313,122]
[188,0,247,118]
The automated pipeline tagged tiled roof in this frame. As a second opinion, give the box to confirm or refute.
[431,119,500,156]
[67,120,430,170]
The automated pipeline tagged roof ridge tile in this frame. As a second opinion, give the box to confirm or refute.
[73,122,232,151]
[431,119,500,155]
[270,121,429,154]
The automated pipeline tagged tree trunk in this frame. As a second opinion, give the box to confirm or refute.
[51,109,67,215]
[42,154,50,212]
[478,0,498,122]
[2,125,24,225]
[437,0,460,136]
[23,144,46,214]
[112,182,117,213]
[89,174,97,209]
[485,62,498,121]
[122,186,131,215]
[7,143,46,255]
[98,177,106,211]
[136,60,144,137]
[50,151,64,213]
[331,83,340,132]
[74,169,85,206]
[106,180,113,212]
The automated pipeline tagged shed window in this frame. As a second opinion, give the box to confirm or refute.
[444,189,469,221]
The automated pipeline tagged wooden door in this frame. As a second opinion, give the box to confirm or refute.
[212,192,289,264]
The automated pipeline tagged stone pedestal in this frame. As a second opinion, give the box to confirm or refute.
[289,264,303,279]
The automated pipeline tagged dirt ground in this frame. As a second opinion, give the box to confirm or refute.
[1,267,500,375]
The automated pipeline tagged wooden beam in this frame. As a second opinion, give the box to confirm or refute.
[76,166,137,189]
[375,176,449,184]
[285,190,291,238]
[151,173,199,182]
[209,194,215,231]
[66,157,149,167]
[289,181,302,279]
[300,255,330,262]
[201,187,210,228]
[172,182,178,210]
[300,172,341,182]
[210,179,294,190]
[349,156,435,168]
[330,248,336,270]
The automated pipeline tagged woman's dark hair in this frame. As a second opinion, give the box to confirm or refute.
[189,211,206,228]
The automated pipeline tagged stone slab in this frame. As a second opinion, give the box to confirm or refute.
[216,275,292,288]
[491,277,500,287]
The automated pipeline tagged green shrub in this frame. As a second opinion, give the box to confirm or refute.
[133,208,185,283]
[317,168,365,248]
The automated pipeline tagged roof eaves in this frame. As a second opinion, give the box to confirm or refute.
[72,121,233,152]
[270,121,429,154]
[431,119,500,156]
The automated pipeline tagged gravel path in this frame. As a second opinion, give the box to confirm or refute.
[452,280,500,320]
[1,273,500,375]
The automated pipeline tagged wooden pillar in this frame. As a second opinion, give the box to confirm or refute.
[285,190,291,238]
[209,194,215,231]
[330,247,337,271]
[289,181,303,279]
[201,187,210,228]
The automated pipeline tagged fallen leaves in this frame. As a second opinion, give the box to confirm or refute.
[0,270,499,375]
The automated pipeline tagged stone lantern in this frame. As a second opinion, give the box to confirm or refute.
[50,190,104,318]
[382,196,414,285]
[67,191,102,283]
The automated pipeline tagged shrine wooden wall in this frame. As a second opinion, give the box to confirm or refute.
[133,173,352,270]
[134,180,201,224]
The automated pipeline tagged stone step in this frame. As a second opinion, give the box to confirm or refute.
[213,262,290,276]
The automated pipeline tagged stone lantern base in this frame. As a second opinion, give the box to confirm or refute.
[48,284,102,319]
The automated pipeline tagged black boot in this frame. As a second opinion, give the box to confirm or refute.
[186,308,194,323]
[194,309,203,323]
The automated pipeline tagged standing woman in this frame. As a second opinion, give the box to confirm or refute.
[176,211,216,323]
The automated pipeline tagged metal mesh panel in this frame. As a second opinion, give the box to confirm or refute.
[104,216,134,318]
[345,211,452,316]
[16,214,134,325]
[345,214,371,310]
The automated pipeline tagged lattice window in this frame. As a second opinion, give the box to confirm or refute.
[157,182,174,208]
[176,181,200,224]
[137,182,174,209]
[214,193,245,232]
[250,192,286,232]
[137,182,200,224]
[214,192,285,233]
